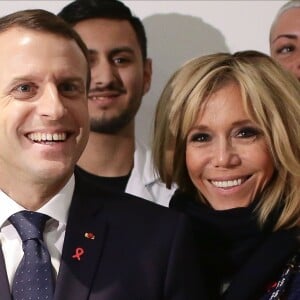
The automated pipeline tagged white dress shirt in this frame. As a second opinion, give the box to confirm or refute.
[0,175,74,288]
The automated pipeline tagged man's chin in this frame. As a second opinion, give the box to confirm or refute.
[90,117,132,134]
[30,162,73,183]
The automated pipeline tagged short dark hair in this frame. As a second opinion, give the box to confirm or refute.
[0,9,90,89]
[58,0,148,61]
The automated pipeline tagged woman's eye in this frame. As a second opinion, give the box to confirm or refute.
[189,133,211,143]
[277,45,295,54]
[236,127,260,138]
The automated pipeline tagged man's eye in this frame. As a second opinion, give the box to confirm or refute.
[59,82,84,96]
[113,57,130,65]
[11,83,38,100]
[17,84,33,93]
[60,83,77,92]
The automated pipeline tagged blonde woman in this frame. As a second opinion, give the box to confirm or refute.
[153,51,300,300]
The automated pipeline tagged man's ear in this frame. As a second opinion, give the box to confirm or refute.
[143,58,152,95]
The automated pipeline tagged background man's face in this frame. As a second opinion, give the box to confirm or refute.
[74,18,151,134]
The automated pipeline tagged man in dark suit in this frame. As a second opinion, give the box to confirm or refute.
[0,9,205,300]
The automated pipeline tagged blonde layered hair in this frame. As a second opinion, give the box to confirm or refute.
[153,50,300,230]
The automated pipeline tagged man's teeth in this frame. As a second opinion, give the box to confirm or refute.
[28,132,67,142]
[89,96,102,100]
[89,96,111,101]
[211,178,243,188]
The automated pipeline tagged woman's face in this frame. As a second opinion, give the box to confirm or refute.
[185,82,275,210]
[270,8,300,81]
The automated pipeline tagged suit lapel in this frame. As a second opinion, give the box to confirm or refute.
[54,173,108,300]
[0,247,12,300]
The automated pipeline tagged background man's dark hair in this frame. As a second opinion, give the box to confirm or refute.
[58,0,148,61]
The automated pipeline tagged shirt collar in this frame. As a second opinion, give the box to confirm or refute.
[0,174,74,228]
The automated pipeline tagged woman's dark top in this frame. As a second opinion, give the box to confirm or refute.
[169,189,300,300]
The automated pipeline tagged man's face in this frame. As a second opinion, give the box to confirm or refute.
[74,18,152,134]
[270,8,300,81]
[0,27,89,187]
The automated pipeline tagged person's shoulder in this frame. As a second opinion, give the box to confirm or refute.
[104,188,182,222]
[74,166,181,218]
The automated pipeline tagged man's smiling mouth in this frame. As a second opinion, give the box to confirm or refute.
[27,132,67,143]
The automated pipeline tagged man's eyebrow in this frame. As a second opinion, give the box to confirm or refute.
[4,77,37,92]
[88,47,135,56]
[9,76,36,83]
[271,33,298,44]
[110,46,135,55]
[59,76,85,83]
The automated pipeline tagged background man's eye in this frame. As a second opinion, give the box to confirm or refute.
[114,58,123,63]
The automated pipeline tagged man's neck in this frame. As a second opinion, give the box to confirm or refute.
[77,130,135,177]
[0,169,71,211]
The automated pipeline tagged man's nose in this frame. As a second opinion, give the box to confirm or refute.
[92,59,118,87]
[36,84,65,120]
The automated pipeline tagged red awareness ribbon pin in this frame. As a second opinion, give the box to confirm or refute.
[72,247,84,261]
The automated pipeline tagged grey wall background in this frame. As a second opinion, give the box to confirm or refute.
[1,0,287,146]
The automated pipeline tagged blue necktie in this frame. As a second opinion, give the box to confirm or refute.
[9,211,54,300]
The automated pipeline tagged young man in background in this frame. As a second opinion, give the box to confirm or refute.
[59,0,175,206]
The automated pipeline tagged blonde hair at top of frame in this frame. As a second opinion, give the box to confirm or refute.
[270,0,300,41]
[152,50,300,230]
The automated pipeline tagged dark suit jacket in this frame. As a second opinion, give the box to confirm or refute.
[0,171,206,299]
